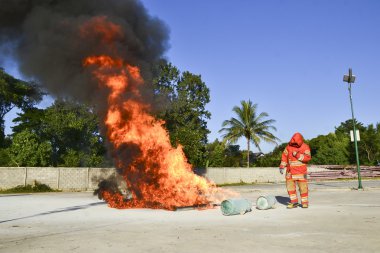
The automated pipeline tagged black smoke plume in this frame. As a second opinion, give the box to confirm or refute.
[0,0,169,105]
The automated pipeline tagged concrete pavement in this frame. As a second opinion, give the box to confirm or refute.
[1,180,379,253]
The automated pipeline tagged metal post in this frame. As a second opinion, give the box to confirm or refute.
[348,82,363,189]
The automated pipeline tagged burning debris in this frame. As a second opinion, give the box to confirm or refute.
[0,0,236,210]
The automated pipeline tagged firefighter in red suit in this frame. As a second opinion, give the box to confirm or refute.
[279,132,311,208]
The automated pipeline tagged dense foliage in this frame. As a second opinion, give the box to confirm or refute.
[254,143,287,167]
[0,68,43,147]
[308,133,350,165]
[1,100,107,167]
[8,129,52,167]
[152,61,211,167]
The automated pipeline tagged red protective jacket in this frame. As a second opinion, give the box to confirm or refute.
[279,132,311,175]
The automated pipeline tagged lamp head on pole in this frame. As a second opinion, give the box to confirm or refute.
[343,68,356,83]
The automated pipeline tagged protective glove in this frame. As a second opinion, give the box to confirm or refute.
[279,168,284,174]
[293,151,304,161]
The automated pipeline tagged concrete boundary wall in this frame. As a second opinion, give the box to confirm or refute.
[0,166,328,191]
[205,167,328,184]
[0,167,119,191]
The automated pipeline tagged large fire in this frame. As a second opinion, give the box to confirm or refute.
[82,18,234,210]
[84,55,232,210]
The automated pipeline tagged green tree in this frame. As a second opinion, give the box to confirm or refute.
[255,143,287,167]
[12,100,106,167]
[152,61,211,167]
[335,119,365,135]
[0,136,12,166]
[357,123,380,165]
[0,68,43,147]
[8,129,52,166]
[206,139,226,167]
[223,144,243,167]
[308,133,350,165]
[335,119,366,164]
[43,100,106,167]
[11,108,45,137]
[219,100,279,167]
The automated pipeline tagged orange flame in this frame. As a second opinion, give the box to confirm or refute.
[82,19,235,210]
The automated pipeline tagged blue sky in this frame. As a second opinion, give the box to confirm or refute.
[3,0,380,153]
[139,0,380,152]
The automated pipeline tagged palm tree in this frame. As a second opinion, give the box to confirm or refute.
[219,100,279,167]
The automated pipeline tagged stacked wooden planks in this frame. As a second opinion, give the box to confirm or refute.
[308,166,380,181]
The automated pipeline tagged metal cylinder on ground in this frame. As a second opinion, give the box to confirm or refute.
[220,198,252,216]
[256,195,277,210]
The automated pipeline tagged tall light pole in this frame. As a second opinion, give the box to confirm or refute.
[343,68,363,189]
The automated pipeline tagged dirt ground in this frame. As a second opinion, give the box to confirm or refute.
[1,180,380,253]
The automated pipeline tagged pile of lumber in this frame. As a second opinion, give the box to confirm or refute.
[308,166,380,181]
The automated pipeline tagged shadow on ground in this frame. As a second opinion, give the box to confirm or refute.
[0,202,106,224]
[0,194,32,197]
[275,196,290,206]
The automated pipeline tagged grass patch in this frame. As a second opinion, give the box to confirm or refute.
[217,181,257,187]
[0,181,60,194]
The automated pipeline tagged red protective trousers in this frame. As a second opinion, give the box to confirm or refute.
[286,173,308,205]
